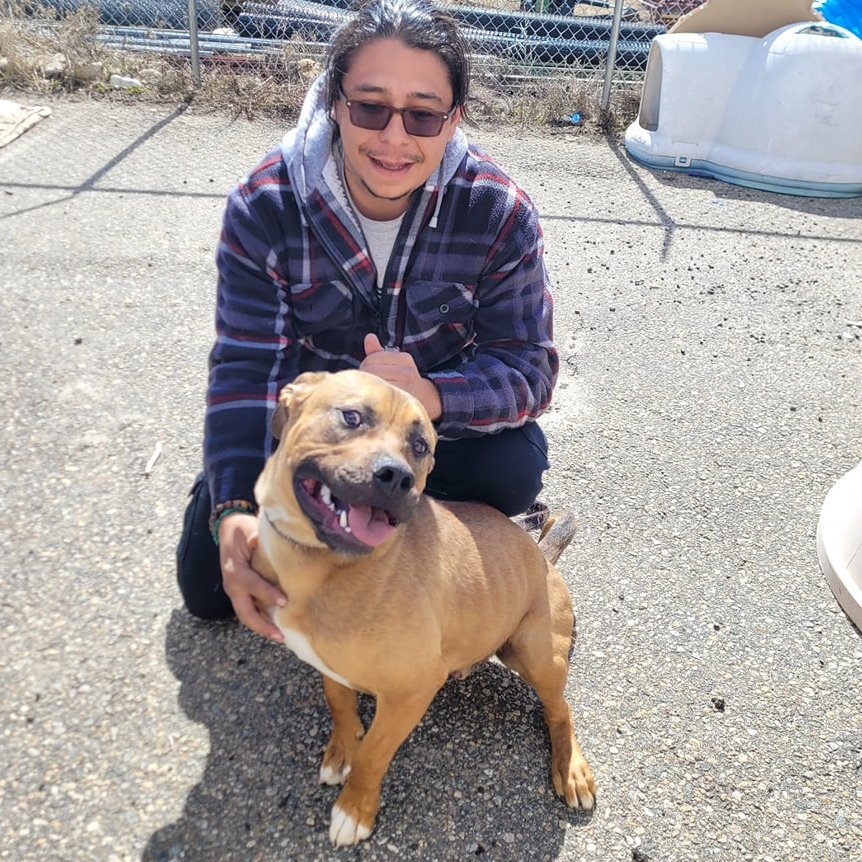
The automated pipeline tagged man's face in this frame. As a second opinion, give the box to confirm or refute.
[334,37,462,221]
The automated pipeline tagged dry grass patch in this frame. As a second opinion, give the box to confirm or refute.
[0,3,314,118]
[1,3,103,91]
[471,70,640,136]
[0,3,178,93]
[193,57,314,120]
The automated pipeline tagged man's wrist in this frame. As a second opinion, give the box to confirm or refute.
[209,499,257,545]
[416,377,443,421]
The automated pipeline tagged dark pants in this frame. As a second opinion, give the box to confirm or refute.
[176,422,549,620]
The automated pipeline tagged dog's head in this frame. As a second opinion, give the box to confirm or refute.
[254,370,437,556]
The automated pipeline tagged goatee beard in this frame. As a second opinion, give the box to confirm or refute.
[359,178,414,203]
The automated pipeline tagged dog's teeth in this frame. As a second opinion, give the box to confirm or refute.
[320,485,334,509]
[339,509,351,532]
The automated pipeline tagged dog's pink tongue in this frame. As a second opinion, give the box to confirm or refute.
[347,505,396,547]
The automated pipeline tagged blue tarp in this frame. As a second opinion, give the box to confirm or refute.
[816,0,862,38]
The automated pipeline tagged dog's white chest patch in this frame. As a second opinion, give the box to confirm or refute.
[268,609,353,689]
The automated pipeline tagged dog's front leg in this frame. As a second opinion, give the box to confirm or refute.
[329,684,440,846]
[320,676,365,786]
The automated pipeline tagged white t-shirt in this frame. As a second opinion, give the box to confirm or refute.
[354,209,404,290]
[324,155,404,290]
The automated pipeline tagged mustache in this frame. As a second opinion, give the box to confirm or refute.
[360,148,423,165]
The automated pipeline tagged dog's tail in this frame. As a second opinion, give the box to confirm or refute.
[537,509,578,565]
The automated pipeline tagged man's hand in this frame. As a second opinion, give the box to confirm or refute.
[218,513,287,642]
[360,333,442,420]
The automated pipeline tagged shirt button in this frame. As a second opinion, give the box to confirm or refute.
[439,303,449,314]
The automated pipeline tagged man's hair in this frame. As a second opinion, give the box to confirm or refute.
[325,0,471,119]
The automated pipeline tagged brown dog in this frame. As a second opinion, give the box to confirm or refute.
[252,369,595,845]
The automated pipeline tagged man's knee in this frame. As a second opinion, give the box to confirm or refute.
[486,424,547,514]
[426,423,548,516]
[179,580,234,620]
[176,474,234,620]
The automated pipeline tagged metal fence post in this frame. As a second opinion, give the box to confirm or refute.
[187,0,201,87]
[600,0,625,111]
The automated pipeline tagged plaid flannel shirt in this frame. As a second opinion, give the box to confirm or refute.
[204,77,558,508]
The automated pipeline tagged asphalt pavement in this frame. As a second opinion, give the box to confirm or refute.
[1,98,861,862]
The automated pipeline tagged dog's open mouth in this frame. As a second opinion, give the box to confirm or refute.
[295,476,400,551]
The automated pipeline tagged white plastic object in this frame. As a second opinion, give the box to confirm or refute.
[817,459,862,631]
[624,23,862,197]
[110,74,143,90]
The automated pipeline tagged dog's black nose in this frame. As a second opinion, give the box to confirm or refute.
[372,457,415,498]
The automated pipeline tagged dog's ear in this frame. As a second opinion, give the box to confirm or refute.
[271,372,329,439]
[270,401,289,440]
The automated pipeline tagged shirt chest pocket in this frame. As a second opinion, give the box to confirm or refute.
[402,281,477,339]
[290,281,355,335]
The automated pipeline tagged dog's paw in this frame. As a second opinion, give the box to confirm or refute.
[329,802,373,846]
[553,753,596,811]
[319,737,356,786]
[319,761,351,785]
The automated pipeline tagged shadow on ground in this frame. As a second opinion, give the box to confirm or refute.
[143,610,591,862]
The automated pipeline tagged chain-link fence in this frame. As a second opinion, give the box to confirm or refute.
[224,1,664,74]
[1,0,694,119]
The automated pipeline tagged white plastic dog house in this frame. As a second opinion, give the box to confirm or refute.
[624,21,862,197]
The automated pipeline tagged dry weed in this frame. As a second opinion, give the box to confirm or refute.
[194,58,310,120]
[471,69,639,136]
[1,2,146,93]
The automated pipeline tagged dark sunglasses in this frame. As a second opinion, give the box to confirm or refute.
[340,92,454,138]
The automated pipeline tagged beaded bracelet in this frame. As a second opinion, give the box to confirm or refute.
[208,499,257,545]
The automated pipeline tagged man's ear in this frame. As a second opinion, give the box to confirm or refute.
[271,372,329,439]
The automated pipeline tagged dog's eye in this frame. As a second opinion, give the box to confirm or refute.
[340,409,362,428]
[411,436,429,457]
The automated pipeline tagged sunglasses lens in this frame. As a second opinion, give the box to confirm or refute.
[345,98,447,137]
[349,101,392,131]
[403,109,445,137]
